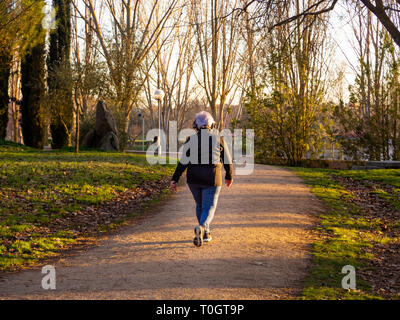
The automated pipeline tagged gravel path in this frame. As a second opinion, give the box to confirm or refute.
[0,164,323,299]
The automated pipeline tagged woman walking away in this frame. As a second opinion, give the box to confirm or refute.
[170,111,233,247]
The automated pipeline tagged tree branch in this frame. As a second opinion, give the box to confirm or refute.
[360,0,400,47]
[267,0,338,32]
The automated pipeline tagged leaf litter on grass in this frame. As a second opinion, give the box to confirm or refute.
[0,145,174,271]
[331,174,400,299]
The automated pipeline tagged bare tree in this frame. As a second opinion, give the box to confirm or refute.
[337,0,400,160]
[193,0,244,129]
[72,0,103,152]
[73,0,179,149]
[241,0,333,164]
[240,0,400,48]
[142,2,199,134]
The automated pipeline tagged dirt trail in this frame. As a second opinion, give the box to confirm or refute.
[0,165,323,299]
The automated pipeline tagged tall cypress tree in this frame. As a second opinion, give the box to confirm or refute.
[21,28,47,149]
[0,49,11,141]
[48,0,73,149]
[0,1,12,141]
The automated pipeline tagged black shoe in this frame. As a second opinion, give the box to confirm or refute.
[193,225,204,247]
[203,231,212,242]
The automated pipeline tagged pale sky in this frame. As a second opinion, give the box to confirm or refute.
[42,0,392,106]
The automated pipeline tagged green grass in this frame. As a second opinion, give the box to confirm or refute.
[0,141,174,271]
[288,167,400,300]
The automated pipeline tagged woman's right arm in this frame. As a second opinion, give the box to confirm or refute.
[171,136,191,184]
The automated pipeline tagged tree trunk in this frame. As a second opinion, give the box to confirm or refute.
[75,104,80,153]
[360,0,400,48]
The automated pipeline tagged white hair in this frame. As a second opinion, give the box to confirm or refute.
[194,111,214,129]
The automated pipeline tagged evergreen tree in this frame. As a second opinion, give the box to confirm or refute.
[48,0,73,149]
[20,29,47,149]
[0,48,11,140]
[1,0,46,143]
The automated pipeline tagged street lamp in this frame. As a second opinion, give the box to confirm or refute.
[137,112,145,151]
[154,89,164,156]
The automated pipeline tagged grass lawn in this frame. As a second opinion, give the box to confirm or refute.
[0,141,175,271]
[289,167,400,300]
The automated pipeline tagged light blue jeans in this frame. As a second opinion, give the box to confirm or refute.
[188,184,222,233]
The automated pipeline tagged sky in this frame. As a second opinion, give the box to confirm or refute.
[329,3,361,94]
[41,0,393,105]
